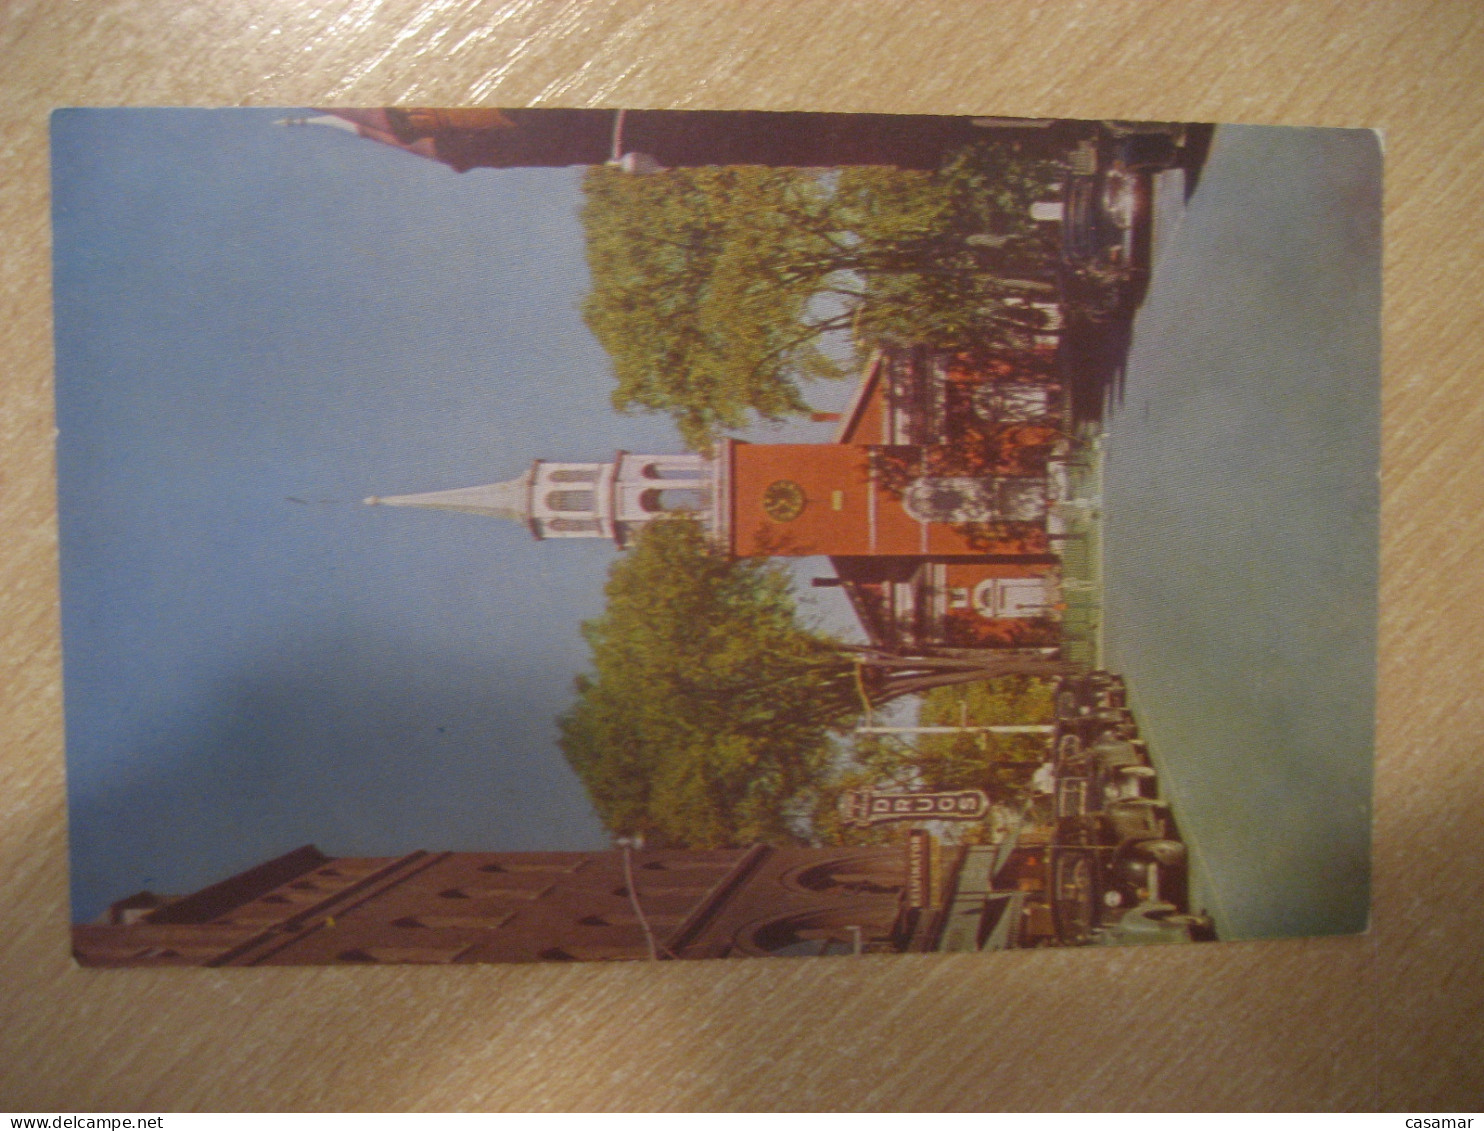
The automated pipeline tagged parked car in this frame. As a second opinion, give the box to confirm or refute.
[1092,900,1215,946]
[1057,126,1181,322]
[1065,805,1216,943]
[1054,670,1128,718]
[1045,674,1205,944]
[1053,733,1152,818]
[1049,819,1189,946]
[1054,675,1131,753]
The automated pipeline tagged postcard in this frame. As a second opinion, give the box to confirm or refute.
[53,108,1379,965]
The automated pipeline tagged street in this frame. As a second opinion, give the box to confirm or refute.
[1100,125,1381,940]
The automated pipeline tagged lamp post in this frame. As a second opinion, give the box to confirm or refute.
[606,109,664,175]
[614,835,660,961]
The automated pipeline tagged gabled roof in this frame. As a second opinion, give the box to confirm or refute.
[279,110,442,163]
[834,348,888,445]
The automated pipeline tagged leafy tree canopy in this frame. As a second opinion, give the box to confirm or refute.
[558,518,864,847]
[912,675,1055,790]
[580,145,1062,450]
[808,676,1056,847]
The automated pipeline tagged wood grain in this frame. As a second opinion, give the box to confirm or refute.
[3,0,1481,1111]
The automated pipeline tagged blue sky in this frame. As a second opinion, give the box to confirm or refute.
[52,108,858,919]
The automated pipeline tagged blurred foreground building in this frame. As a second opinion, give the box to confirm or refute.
[74,838,1052,966]
[281,108,1089,173]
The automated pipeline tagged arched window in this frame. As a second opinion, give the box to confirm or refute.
[902,477,1044,524]
[642,462,702,480]
[784,855,905,895]
[545,489,596,513]
[639,488,709,514]
[548,467,599,483]
[547,518,601,534]
[738,909,899,958]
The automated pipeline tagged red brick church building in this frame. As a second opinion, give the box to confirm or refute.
[366,345,1072,656]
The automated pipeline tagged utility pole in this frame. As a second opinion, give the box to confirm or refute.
[614,835,659,961]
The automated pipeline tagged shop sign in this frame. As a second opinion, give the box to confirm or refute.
[906,828,938,908]
[837,787,990,827]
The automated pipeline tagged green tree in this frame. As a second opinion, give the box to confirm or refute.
[558,518,864,847]
[580,145,1061,450]
[559,520,1078,847]
[912,676,1055,795]
[808,676,1057,846]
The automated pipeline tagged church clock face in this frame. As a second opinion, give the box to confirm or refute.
[761,479,807,522]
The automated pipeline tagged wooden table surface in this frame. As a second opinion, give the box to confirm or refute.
[3,0,1481,1112]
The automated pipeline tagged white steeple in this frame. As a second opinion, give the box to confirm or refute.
[364,468,533,523]
[275,114,362,135]
[366,452,714,547]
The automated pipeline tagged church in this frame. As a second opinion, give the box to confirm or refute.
[366,345,1074,657]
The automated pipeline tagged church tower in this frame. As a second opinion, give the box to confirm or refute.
[365,451,713,548]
